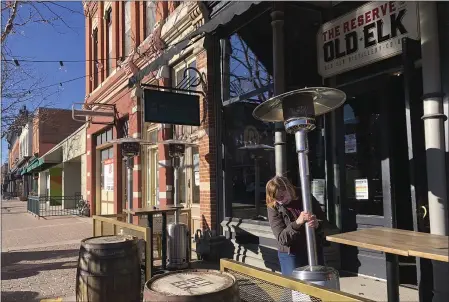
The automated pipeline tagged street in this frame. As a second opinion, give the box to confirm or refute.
[1,200,91,302]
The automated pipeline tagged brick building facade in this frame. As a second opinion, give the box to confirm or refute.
[83,1,215,230]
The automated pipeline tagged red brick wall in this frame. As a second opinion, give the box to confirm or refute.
[196,47,218,232]
[32,108,83,157]
[9,140,20,169]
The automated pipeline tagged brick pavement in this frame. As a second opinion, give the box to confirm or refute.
[1,200,92,302]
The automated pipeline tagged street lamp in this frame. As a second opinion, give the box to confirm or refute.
[160,139,196,270]
[253,87,346,289]
[238,144,274,218]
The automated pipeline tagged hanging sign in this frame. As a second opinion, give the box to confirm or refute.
[317,1,420,77]
[345,134,357,154]
[103,159,114,191]
[355,178,369,200]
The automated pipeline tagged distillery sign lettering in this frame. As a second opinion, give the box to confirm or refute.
[317,1,419,78]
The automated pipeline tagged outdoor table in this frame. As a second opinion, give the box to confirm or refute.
[124,205,184,275]
[326,227,449,302]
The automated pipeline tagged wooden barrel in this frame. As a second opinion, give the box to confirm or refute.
[76,235,141,302]
[144,269,240,302]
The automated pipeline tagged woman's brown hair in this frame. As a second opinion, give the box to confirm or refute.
[265,176,298,208]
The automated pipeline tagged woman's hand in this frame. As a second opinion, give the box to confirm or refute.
[296,211,311,226]
[296,211,319,229]
[307,214,319,229]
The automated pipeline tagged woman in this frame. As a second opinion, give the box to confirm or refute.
[266,175,327,276]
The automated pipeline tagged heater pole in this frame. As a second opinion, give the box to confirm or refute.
[126,157,133,224]
[295,130,318,268]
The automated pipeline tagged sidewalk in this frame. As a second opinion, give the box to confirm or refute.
[1,200,92,302]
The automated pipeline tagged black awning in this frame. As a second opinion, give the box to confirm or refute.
[129,1,261,87]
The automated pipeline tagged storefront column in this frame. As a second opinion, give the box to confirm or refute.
[86,130,96,215]
[420,2,449,302]
[271,2,287,176]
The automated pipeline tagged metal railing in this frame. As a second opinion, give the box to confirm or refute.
[27,195,89,218]
[220,259,374,302]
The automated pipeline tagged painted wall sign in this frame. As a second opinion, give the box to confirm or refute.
[103,159,114,192]
[317,1,420,77]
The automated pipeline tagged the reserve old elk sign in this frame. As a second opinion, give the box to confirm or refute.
[317,1,420,78]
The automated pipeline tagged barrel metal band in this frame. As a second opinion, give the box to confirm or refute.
[421,113,448,121]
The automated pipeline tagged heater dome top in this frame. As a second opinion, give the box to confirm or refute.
[252,87,346,123]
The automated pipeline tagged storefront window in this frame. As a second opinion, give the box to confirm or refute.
[192,147,200,204]
[100,148,113,189]
[145,127,159,206]
[220,27,276,219]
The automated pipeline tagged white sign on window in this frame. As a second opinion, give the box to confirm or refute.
[355,178,369,200]
[317,1,419,77]
[104,159,114,191]
[345,134,357,154]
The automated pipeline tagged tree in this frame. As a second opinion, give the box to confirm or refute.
[1,1,83,136]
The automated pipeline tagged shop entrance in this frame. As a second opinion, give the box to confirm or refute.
[335,73,421,284]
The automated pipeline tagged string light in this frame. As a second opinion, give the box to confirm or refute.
[2,53,134,65]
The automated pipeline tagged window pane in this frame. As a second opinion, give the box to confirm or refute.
[108,148,113,159]
[101,132,107,144]
[124,1,132,55]
[108,13,113,75]
[192,147,200,204]
[106,129,113,142]
[146,1,156,37]
[100,163,104,188]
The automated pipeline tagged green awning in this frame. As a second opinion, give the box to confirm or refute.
[21,158,59,175]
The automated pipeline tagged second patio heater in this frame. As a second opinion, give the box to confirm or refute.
[161,139,195,270]
[238,144,274,218]
[253,87,346,290]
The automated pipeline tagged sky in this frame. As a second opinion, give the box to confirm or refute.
[1,1,86,163]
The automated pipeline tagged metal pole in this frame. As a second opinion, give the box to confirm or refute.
[271,4,287,176]
[295,130,318,268]
[420,1,449,236]
[173,157,180,224]
[419,3,449,302]
[254,157,260,216]
[126,157,133,224]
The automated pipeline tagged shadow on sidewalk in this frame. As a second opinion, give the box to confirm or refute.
[2,248,80,280]
[1,290,40,302]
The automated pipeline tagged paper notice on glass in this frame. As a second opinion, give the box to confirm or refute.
[103,159,114,191]
[194,171,200,186]
[355,178,369,200]
[312,179,326,208]
[345,134,357,153]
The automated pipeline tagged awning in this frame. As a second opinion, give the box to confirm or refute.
[129,1,261,87]
[21,158,60,175]
[21,143,63,175]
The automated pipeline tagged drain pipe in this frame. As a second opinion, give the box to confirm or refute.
[420,1,448,236]
[419,2,449,302]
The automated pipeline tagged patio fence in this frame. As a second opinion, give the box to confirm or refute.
[27,194,88,218]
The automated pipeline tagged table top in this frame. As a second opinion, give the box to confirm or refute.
[124,205,184,215]
[326,227,448,262]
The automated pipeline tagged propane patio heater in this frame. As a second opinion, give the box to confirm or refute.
[238,144,274,218]
[161,139,196,270]
[109,138,155,224]
[253,87,346,290]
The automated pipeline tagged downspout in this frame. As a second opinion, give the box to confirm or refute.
[271,2,287,176]
[419,3,449,302]
[419,1,448,236]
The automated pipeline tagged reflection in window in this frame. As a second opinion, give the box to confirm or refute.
[227,34,273,102]
[124,1,132,55]
[344,98,383,216]
[145,1,156,37]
